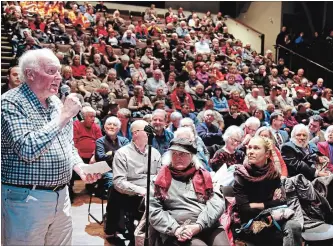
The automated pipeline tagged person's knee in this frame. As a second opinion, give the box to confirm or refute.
[285,220,302,235]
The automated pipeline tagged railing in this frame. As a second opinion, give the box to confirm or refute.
[275,44,333,89]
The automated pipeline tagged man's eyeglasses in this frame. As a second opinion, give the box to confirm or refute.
[45,65,61,75]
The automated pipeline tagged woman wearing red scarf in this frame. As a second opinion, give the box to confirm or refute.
[232,137,302,246]
[149,138,229,245]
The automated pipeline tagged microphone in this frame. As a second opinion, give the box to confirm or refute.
[144,124,156,136]
[60,84,70,97]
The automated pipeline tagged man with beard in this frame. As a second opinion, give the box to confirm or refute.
[151,109,174,155]
[281,124,329,180]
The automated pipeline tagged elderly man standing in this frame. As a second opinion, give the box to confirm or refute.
[196,109,223,147]
[95,116,130,191]
[104,120,161,242]
[102,68,129,100]
[1,49,100,246]
[151,109,174,155]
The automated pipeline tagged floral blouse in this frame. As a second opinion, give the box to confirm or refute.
[210,148,245,172]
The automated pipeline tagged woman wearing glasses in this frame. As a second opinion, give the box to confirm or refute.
[210,125,245,172]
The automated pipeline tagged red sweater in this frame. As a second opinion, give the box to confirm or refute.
[73,121,102,159]
[71,65,86,77]
[228,98,249,113]
[170,91,195,111]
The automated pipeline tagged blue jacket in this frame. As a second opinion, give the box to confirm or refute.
[95,135,130,167]
[211,96,229,112]
[152,129,174,155]
[196,122,223,147]
[117,123,132,141]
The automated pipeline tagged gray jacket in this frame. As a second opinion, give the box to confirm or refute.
[149,174,225,242]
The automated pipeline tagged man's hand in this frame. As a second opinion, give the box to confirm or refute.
[59,94,82,127]
[73,164,102,184]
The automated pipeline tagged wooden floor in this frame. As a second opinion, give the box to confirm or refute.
[72,180,130,246]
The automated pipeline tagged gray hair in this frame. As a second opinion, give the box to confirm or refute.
[245,117,261,128]
[105,116,121,128]
[180,117,198,138]
[223,125,244,142]
[291,124,310,142]
[161,150,203,170]
[81,106,96,116]
[325,125,333,141]
[203,109,214,117]
[174,127,195,141]
[108,68,117,75]
[130,119,148,133]
[118,108,131,118]
[121,54,130,62]
[259,65,266,70]
[255,126,274,139]
[18,48,60,82]
[170,111,183,121]
[152,109,167,120]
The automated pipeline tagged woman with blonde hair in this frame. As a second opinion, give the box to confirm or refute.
[322,88,333,109]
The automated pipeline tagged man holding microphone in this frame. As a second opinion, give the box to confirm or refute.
[1,48,100,245]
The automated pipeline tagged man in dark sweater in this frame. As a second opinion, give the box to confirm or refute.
[223,104,246,130]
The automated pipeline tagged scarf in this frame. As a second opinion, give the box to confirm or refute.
[154,165,213,203]
[235,159,280,183]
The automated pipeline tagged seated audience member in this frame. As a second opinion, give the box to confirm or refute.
[170,82,195,112]
[78,66,101,99]
[295,103,311,125]
[126,73,143,97]
[223,104,247,130]
[323,103,333,128]
[240,117,261,149]
[277,86,295,111]
[293,89,308,107]
[211,87,229,115]
[71,54,86,79]
[74,106,103,163]
[245,88,267,112]
[95,116,130,190]
[221,74,246,99]
[180,103,199,126]
[128,85,153,118]
[255,126,289,178]
[253,65,269,88]
[180,118,211,170]
[165,72,177,94]
[265,87,280,109]
[185,70,201,95]
[270,112,289,149]
[210,125,245,171]
[295,78,311,97]
[151,109,174,155]
[197,110,223,147]
[322,88,333,109]
[167,111,183,133]
[103,69,129,100]
[317,125,333,173]
[191,84,211,112]
[254,109,270,127]
[233,136,302,246]
[149,138,229,246]
[281,124,330,180]
[121,30,136,48]
[307,88,326,112]
[1,66,22,95]
[312,78,325,93]
[197,100,225,131]
[308,115,325,144]
[104,120,161,242]
[283,106,299,132]
[145,69,168,97]
[90,83,112,119]
[228,90,249,114]
[117,108,132,141]
[115,55,131,81]
[204,74,220,97]
[91,53,108,78]
[130,58,147,84]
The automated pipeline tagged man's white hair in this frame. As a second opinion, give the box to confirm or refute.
[152,109,167,120]
[174,127,195,141]
[291,124,310,143]
[18,48,60,82]
[180,118,198,138]
[223,125,244,142]
[325,125,333,141]
[170,111,183,121]
[245,117,260,128]
[81,106,96,116]
[204,109,214,117]
[105,116,121,129]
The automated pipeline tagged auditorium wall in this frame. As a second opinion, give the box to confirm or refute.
[237,1,282,56]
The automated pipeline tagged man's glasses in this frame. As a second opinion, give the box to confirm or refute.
[45,65,61,75]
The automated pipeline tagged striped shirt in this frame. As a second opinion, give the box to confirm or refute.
[1,83,83,186]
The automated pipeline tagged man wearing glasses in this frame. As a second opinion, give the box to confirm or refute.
[104,120,161,242]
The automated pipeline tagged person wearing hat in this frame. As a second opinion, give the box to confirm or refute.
[149,137,229,245]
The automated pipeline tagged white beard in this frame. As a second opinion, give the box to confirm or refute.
[291,138,308,149]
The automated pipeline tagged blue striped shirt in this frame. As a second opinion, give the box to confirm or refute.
[1,83,82,186]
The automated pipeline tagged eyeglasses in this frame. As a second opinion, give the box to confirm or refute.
[229,137,241,144]
[45,65,61,75]
[172,151,190,158]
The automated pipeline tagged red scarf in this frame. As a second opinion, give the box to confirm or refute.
[154,165,213,203]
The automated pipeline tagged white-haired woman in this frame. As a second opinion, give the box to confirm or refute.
[168,111,183,133]
[281,124,330,180]
[317,125,333,173]
[210,125,245,172]
[95,116,130,190]
[149,138,229,246]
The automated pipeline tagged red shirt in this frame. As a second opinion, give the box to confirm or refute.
[170,91,195,111]
[97,26,108,37]
[73,121,102,159]
[228,98,249,112]
[71,64,87,77]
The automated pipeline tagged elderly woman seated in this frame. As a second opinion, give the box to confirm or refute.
[128,85,153,118]
[233,136,302,246]
[281,124,330,181]
[317,125,333,173]
[167,111,183,133]
[149,137,229,246]
[210,125,245,172]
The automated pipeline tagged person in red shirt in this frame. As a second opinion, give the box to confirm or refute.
[29,14,46,32]
[228,90,249,114]
[73,106,102,163]
[170,82,195,112]
[71,54,86,79]
[96,20,108,37]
